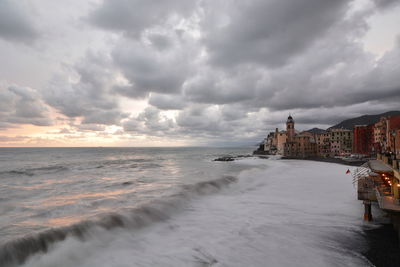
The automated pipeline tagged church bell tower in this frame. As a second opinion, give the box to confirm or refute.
[286,115,295,142]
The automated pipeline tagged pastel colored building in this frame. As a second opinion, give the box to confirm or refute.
[315,131,330,157]
[353,124,375,156]
[329,128,353,156]
[283,116,317,158]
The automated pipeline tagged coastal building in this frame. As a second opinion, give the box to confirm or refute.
[263,128,287,154]
[264,131,276,153]
[276,130,287,154]
[315,131,330,157]
[286,115,295,142]
[283,116,317,158]
[353,125,375,156]
[386,116,400,155]
[348,115,400,158]
[262,113,400,160]
[395,129,400,159]
[374,117,388,153]
[329,128,353,156]
[330,140,341,156]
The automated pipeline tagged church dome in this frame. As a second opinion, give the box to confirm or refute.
[287,115,294,122]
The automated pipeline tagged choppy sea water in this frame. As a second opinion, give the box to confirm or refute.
[0,147,379,266]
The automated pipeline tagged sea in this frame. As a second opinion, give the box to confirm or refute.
[0,147,389,266]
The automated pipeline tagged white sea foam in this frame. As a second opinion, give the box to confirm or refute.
[21,158,373,267]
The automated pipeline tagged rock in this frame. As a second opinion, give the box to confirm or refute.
[213,156,235,162]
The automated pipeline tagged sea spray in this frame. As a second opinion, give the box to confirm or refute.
[0,175,238,266]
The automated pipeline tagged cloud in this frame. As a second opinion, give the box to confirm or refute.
[255,32,400,111]
[103,0,400,142]
[183,68,259,105]
[123,107,176,135]
[147,33,173,51]
[0,135,29,142]
[111,35,195,98]
[0,84,52,128]
[2,0,400,146]
[148,93,186,110]
[179,1,400,113]
[372,0,400,9]
[75,124,106,132]
[202,0,349,68]
[43,51,127,126]
[0,1,39,43]
[89,0,195,37]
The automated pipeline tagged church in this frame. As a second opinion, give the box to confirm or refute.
[264,115,318,158]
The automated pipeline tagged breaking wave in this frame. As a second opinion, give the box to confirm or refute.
[0,175,237,267]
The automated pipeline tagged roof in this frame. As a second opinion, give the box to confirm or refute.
[368,160,393,173]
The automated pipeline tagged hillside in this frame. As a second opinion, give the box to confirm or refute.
[328,111,400,130]
[305,127,327,134]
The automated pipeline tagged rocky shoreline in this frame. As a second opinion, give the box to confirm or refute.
[213,154,268,162]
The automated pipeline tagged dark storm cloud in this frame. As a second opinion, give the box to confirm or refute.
[203,0,349,67]
[175,105,253,136]
[89,0,195,37]
[220,104,249,121]
[84,0,400,140]
[256,35,400,111]
[111,35,194,98]
[148,93,186,110]
[3,0,395,143]
[0,1,39,43]
[180,1,400,114]
[43,52,127,126]
[183,68,259,104]
[148,33,173,51]
[373,0,400,9]
[0,85,52,128]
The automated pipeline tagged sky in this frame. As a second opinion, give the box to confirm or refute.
[0,0,399,147]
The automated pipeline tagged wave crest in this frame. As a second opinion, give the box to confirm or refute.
[0,175,237,267]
